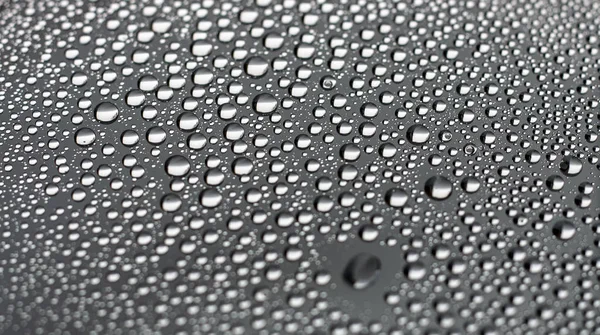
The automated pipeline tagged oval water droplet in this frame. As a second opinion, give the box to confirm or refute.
[94,102,119,123]
[343,253,382,290]
[424,176,453,200]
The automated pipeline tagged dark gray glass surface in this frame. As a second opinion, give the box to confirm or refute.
[0,0,599,334]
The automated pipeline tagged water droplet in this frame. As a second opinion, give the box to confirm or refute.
[552,221,576,241]
[424,176,453,200]
[385,188,409,208]
[407,125,430,144]
[94,102,119,123]
[74,128,96,146]
[253,93,278,114]
[343,253,382,290]
[559,156,583,176]
[165,155,191,177]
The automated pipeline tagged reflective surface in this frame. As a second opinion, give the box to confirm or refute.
[0,0,600,334]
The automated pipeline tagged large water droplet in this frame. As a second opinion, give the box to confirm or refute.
[74,128,96,146]
[94,102,119,123]
[165,155,191,177]
[385,188,409,208]
[245,56,269,77]
[407,125,430,144]
[253,94,278,114]
[559,156,583,176]
[552,220,576,241]
[343,253,382,290]
[424,176,453,200]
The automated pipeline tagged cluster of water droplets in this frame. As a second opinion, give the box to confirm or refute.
[1,0,600,334]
